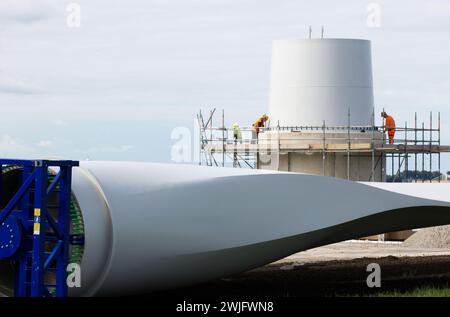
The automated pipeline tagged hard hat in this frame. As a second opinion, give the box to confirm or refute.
[262,114,269,120]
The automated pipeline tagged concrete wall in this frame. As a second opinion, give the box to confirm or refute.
[259,152,385,182]
[257,131,386,182]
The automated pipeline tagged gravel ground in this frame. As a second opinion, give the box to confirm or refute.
[403,225,450,249]
[153,240,450,297]
[274,240,450,264]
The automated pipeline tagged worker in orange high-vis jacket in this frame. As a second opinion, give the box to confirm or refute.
[252,114,269,142]
[381,111,396,144]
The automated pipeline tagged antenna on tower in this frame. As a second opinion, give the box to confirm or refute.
[309,26,312,39]
[321,26,324,38]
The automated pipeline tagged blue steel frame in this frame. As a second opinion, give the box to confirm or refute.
[0,159,79,297]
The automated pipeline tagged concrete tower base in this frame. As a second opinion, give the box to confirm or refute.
[257,131,386,182]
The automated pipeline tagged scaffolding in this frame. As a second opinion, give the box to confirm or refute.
[197,109,450,183]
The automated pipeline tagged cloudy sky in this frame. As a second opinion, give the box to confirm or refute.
[0,0,449,171]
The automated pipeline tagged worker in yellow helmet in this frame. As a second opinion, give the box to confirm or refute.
[252,114,269,142]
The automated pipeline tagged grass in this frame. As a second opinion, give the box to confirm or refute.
[0,285,13,297]
[370,285,450,297]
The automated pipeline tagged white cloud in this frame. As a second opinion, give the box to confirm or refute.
[36,140,54,148]
[0,135,58,158]
[0,0,56,25]
[0,134,33,156]
[0,74,38,95]
[0,134,21,147]
[76,145,133,154]
[52,119,69,126]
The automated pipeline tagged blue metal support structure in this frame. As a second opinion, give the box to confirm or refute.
[0,159,79,297]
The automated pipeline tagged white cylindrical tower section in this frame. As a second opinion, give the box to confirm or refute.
[268,39,374,127]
